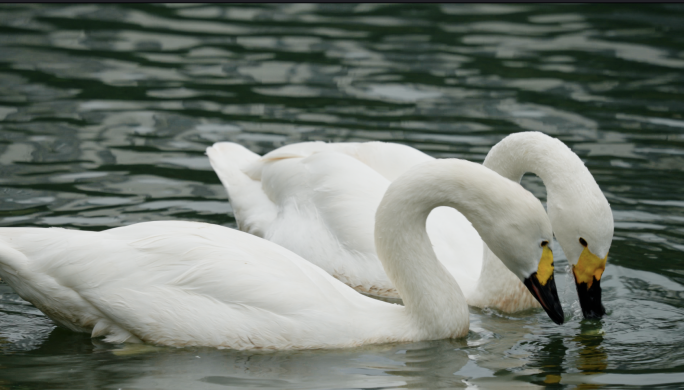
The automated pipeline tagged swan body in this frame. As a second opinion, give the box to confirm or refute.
[0,159,562,349]
[0,221,409,349]
[208,143,484,299]
[208,132,613,316]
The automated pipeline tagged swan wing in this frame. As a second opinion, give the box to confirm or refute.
[257,151,397,296]
[0,222,395,349]
[258,144,484,298]
[208,141,484,299]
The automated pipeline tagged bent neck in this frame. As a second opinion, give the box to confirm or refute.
[374,159,528,339]
[483,132,598,202]
[482,131,612,261]
[475,133,589,295]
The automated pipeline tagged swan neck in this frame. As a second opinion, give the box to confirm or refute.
[374,159,520,338]
[482,132,594,197]
[482,131,613,263]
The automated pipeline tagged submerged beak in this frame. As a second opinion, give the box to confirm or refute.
[524,245,564,325]
[573,248,608,319]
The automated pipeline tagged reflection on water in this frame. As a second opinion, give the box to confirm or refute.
[1,3,684,389]
[574,321,608,390]
[1,327,470,390]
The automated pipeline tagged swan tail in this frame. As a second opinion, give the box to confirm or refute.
[0,229,133,337]
[207,143,277,237]
[0,236,30,281]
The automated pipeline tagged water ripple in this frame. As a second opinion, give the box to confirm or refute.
[1,3,683,389]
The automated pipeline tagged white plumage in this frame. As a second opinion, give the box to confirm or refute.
[0,159,557,349]
[0,221,404,349]
[208,131,613,312]
[208,142,484,299]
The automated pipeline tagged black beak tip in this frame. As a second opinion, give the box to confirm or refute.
[549,309,565,325]
[583,308,605,320]
[575,277,605,320]
[524,274,565,325]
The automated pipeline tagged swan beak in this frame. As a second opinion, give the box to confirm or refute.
[524,273,564,325]
[573,248,608,319]
[523,246,564,325]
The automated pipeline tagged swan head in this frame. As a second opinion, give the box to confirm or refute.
[547,181,613,320]
[478,178,565,325]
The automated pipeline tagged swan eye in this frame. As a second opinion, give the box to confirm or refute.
[579,237,588,247]
[541,240,549,247]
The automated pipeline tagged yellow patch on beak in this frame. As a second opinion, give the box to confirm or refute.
[573,247,608,288]
[537,246,554,286]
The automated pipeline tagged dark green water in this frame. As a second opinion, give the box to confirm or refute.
[0,3,683,389]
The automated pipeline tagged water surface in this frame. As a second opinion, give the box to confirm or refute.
[1,4,684,389]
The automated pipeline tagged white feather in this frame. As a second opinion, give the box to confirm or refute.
[0,159,554,349]
[208,132,613,313]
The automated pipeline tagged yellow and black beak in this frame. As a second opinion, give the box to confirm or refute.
[523,245,564,325]
[573,248,607,319]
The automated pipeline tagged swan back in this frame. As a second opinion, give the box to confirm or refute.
[255,141,432,181]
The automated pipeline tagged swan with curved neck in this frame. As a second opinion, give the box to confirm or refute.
[208,131,612,318]
[0,159,563,349]
[482,132,613,318]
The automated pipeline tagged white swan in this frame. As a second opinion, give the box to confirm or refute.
[0,159,563,349]
[207,131,613,317]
